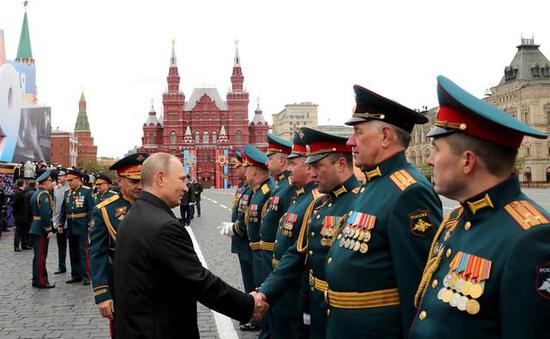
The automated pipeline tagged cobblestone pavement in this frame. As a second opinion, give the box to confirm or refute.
[0,187,547,338]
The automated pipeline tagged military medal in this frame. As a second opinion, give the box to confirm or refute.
[457,296,468,311]
[470,282,484,299]
[353,241,360,252]
[465,299,480,315]
[339,238,345,247]
[359,242,368,254]
[441,288,452,303]
[449,293,460,307]
[349,239,356,250]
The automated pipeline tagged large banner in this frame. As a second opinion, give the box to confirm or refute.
[11,106,51,163]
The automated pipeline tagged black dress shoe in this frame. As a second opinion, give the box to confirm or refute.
[22,245,32,250]
[14,247,22,252]
[38,284,55,289]
[240,321,260,331]
[54,269,66,275]
[83,280,90,286]
[66,278,83,284]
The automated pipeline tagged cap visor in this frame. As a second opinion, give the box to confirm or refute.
[305,153,330,164]
[287,153,305,159]
[344,117,367,126]
[426,126,455,138]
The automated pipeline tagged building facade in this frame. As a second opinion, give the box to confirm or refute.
[74,91,98,162]
[317,124,353,138]
[407,38,550,184]
[139,42,268,188]
[50,128,78,168]
[271,102,318,140]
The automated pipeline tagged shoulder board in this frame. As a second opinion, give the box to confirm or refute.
[96,194,120,209]
[389,169,417,191]
[311,189,324,200]
[108,190,118,194]
[261,184,270,195]
[504,200,550,231]
[351,187,361,194]
[81,186,91,190]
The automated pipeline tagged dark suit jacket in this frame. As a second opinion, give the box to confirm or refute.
[114,191,254,339]
[12,187,28,223]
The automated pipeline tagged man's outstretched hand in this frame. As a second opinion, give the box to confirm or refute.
[250,291,269,322]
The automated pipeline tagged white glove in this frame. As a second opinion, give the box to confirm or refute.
[217,222,234,237]
[303,313,311,325]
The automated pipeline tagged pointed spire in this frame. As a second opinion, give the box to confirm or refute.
[255,97,261,112]
[80,88,85,102]
[170,39,177,67]
[185,125,192,136]
[234,40,240,67]
[220,125,227,135]
[16,2,33,64]
[149,98,155,113]
[75,90,91,132]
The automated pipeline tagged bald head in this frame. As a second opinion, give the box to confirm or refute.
[141,153,187,208]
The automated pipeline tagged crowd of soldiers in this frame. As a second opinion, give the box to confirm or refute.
[224,76,550,339]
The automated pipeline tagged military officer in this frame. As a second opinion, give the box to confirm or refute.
[93,174,116,204]
[259,133,295,284]
[58,169,95,285]
[29,170,56,288]
[259,128,361,339]
[323,85,443,338]
[89,153,149,335]
[409,76,550,339]
[242,144,276,338]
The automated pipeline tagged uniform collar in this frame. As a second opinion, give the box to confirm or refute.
[461,175,522,218]
[330,175,360,199]
[276,171,291,182]
[122,193,135,204]
[296,181,316,196]
[253,176,271,192]
[363,151,408,182]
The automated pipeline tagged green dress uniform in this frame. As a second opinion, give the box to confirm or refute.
[59,171,95,283]
[260,128,360,339]
[93,190,117,205]
[409,76,550,339]
[90,193,133,303]
[323,85,443,338]
[29,170,55,288]
[231,183,255,294]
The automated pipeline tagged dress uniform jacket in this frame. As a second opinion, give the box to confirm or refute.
[29,188,54,287]
[93,190,117,205]
[260,175,361,339]
[258,171,295,282]
[231,184,255,294]
[245,176,276,286]
[59,185,94,235]
[325,152,442,338]
[409,176,550,339]
[89,193,133,304]
[114,191,254,339]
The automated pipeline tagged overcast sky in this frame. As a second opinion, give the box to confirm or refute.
[1,0,549,158]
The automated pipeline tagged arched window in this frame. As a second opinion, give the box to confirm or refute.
[195,131,200,144]
[170,131,177,144]
[212,131,217,144]
[524,167,532,183]
[203,131,209,144]
[236,130,242,143]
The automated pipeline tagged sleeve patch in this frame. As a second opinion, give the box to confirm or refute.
[536,262,550,301]
[409,210,434,237]
[389,170,417,191]
[504,200,550,231]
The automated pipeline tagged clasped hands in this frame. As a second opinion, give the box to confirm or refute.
[250,291,269,321]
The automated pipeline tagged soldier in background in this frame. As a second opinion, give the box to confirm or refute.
[93,174,116,205]
[53,169,69,274]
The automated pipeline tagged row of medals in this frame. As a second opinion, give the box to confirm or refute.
[282,220,295,237]
[337,224,371,253]
[319,226,334,247]
[73,195,85,209]
[437,271,484,315]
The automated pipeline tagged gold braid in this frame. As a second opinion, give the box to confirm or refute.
[296,192,325,253]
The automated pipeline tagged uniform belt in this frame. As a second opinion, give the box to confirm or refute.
[249,242,261,251]
[260,241,275,252]
[272,258,280,269]
[309,272,328,292]
[68,212,88,219]
[325,287,400,309]
[33,216,41,221]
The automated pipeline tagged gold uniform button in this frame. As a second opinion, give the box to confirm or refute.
[337,234,342,239]
[311,287,314,292]
[446,248,452,258]
[328,203,333,207]
[311,232,315,237]
[310,269,313,273]
[309,250,313,255]
[316,215,321,220]
[327,309,330,316]
[419,311,427,320]
[432,279,438,288]
[327,257,332,264]
[464,221,472,231]
[275,240,278,243]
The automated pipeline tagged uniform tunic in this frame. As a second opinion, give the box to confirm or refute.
[29,188,54,287]
[231,184,255,294]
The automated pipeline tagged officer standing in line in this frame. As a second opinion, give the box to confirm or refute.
[324,85,443,338]
[259,133,295,285]
[258,128,361,339]
[29,170,55,288]
[409,76,550,339]
[242,144,276,338]
[93,174,116,204]
[58,169,95,285]
[89,153,149,337]
[53,169,69,275]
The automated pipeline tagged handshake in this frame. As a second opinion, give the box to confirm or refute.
[250,291,269,322]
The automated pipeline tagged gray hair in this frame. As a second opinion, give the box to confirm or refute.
[141,152,179,187]
[373,120,411,148]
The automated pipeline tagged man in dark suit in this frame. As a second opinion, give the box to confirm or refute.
[114,152,268,339]
[12,179,30,251]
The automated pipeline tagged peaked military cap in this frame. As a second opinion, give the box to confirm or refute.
[243,144,269,170]
[287,131,307,159]
[265,132,293,156]
[427,75,548,149]
[234,148,244,168]
[35,170,52,183]
[109,152,149,180]
[345,84,428,132]
[57,168,67,176]
[301,127,353,164]
[66,168,84,180]
[95,173,112,185]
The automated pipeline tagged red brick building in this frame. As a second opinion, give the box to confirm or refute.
[74,91,97,162]
[50,128,78,168]
[139,42,269,188]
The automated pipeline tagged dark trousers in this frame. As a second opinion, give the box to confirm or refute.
[56,231,68,271]
[179,204,192,225]
[237,252,255,294]
[195,200,201,216]
[68,233,90,281]
[14,219,25,249]
[31,235,50,287]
